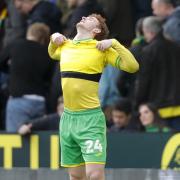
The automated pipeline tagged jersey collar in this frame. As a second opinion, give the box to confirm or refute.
[72,38,94,44]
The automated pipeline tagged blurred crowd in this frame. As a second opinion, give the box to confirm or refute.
[0,0,180,135]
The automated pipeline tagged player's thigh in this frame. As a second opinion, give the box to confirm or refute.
[79,112,107,163]
[68,165,86,180]
[60,113,84,166]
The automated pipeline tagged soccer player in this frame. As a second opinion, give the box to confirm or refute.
[48,14,139,180]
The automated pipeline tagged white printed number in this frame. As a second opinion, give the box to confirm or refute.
[85,140,103,153]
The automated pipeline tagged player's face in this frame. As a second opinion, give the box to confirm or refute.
[77,16,101,33]
[139,105,154,127]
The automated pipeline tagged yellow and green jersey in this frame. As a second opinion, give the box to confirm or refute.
[48,38,139,111]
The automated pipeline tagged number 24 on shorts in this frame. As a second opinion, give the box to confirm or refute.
[85,140,103,153]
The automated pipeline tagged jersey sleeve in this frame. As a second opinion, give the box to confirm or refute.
[109,39,139,73]
[48,38,62,61]
[104,48,122,69]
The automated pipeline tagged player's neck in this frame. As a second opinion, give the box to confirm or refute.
[74,31,94,41]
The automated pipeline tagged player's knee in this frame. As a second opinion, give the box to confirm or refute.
[86,169,104,180]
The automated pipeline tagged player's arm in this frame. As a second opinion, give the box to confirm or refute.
[111,39,139,73]
[48,33,66,60]
[97,39,139,73]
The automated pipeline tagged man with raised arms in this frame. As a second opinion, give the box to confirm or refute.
[48,14,139,180]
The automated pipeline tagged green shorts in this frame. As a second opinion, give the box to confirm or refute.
[59,107,107,167]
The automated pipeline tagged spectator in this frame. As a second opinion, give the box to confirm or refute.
[131,18,146,49]
[64,0,105,38]
[0,0,7,49]
[18,96,64,135]
[98,0,134,45]
[61,0,77,31]
[3,0,26,47]
[176,0,180,5]
[1,0,26,130]
[14,0,62,33]
[152,0,180,45]
[109,99,136,132]
[130,0,152,27]
[0,23,55,132]
[117,18,147,100]
[135,16,180,131]
[13,0,63,112]
[138,103,171,132]
[99,65,121,123]
[47,62,62,113]
[0,0,8,130]
[0,71,8,130]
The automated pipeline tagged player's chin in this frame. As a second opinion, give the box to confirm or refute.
[76,22,84,27]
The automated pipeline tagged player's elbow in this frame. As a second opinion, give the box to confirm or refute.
[48,48,53,59]
[48,46,56,60]
[125,61,139,73]
[130,62,139,73]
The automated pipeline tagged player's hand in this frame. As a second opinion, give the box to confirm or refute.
[96,39,112,51]
[18,124,32,135]
[51,33,67,46]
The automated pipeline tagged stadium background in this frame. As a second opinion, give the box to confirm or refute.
[1,0,180,179]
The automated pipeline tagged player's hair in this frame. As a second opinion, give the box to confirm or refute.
[27,23,50,45]
[89,14,109,40]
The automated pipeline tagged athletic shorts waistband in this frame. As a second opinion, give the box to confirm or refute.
[64,107,102,115]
